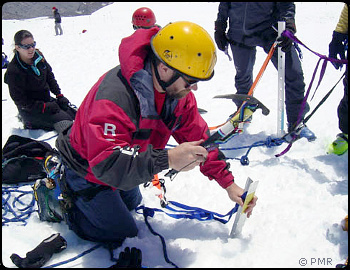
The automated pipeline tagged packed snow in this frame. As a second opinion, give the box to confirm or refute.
[2,2,348,268]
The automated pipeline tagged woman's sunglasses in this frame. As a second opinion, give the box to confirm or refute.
[18,41,36,50]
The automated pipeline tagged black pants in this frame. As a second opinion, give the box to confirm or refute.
[18,98,76,131]
[62,166,142,246]
[338,66,348,134]
[230,41,310,126]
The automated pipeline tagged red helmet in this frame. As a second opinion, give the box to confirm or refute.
[132,7,156,28]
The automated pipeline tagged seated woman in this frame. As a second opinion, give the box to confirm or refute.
[4,30,76,132]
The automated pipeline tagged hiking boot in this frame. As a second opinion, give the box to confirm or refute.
[287,122,316,142]
[299,125,316,142]
[328,133,348,155]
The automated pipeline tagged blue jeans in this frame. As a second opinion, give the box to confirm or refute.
[63,166,142,245]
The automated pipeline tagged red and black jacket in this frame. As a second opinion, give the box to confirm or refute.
[56,27,234,191]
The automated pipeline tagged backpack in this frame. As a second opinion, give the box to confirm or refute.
[2,135,57,184]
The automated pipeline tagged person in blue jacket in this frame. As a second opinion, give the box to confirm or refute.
[52,7,63,35]
[214,2,315,139]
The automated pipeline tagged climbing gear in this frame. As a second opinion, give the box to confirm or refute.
[2,185,36,226]
[276,70,346,157]
[136,199,240,268]
[132,7,156,29]
[151,21,217,80]
[144,174,168,207]
[165,94,270,180]
[220,136,285,166]
[209,40,277,131]
[32,155,64,222]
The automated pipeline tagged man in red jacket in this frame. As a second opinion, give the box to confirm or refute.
[56,21,257,246]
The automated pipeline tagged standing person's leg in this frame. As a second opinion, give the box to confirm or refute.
[230,42,257,109]
[338,68,348,135]
[54,23,59,35]
[58,23,63,35]
[329,68,348,155]
[268,45,309,129]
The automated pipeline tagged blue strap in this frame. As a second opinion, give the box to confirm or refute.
[43,244,103,268]
[135,200,241,268]
[136,200,239,224]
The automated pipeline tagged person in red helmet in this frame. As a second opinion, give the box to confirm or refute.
[132,7,157,30]
[52,7,63,35]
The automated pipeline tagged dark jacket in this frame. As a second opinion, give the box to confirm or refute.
[53,9,61,23]
[56,27,234,192]
[216,2,296,47]
[4,50,61,113]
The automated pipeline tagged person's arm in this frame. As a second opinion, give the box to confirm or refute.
[5,67,43,113]
[44,60,61,96]
[214,2,230,51]
[171,93,257,214]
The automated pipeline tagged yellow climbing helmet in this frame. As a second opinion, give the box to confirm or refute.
[151,21,217,80]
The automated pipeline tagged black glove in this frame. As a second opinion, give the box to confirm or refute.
[329,31,347,70]
[44,101,60,114]
[10,233,67,268]
[214,20,228,51]
[277,18,296,52]
[56,94,70,111]
[109,247,142,268]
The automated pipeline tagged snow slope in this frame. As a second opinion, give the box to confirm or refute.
[2,2,348,268]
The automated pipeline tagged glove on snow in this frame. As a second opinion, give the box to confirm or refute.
[109,247,142,268]
[10,233,67,268]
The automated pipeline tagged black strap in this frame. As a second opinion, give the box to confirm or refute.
[303,72,345,124]
[152,56,180,92]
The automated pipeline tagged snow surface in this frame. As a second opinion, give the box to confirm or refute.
[2,2,348,268]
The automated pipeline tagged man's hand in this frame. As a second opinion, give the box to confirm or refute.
[225,182,258,218]
[168,139,207,172]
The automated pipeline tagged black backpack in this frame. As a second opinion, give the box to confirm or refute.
[2,135,57,184]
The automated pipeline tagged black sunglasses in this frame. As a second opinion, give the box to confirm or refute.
[180,74,199,88]
[18,41,36,50]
